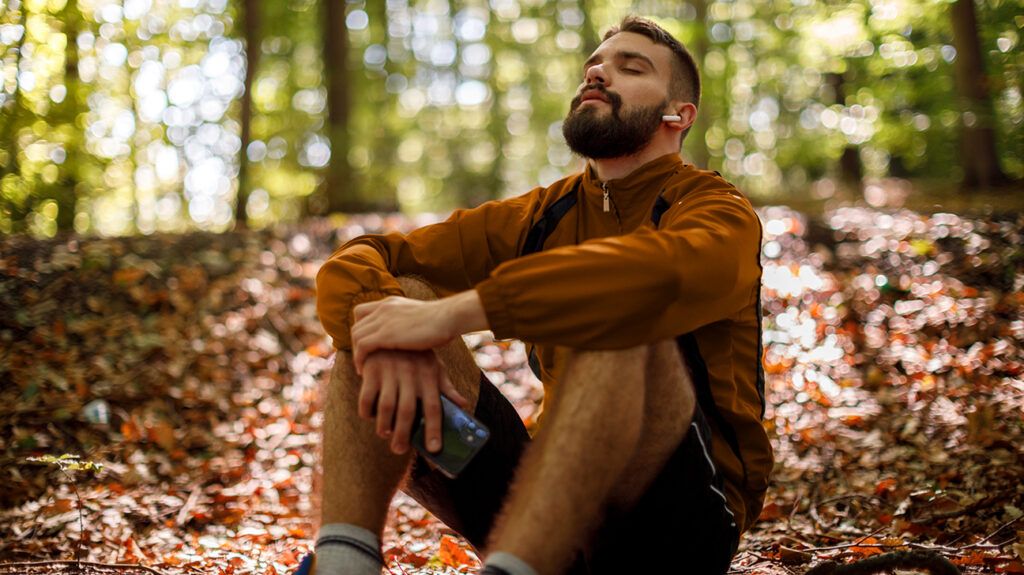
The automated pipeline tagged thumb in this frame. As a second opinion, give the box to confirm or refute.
[438,371,471,411]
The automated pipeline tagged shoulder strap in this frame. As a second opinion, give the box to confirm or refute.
[651,195,670,227]
[520,179,580,257]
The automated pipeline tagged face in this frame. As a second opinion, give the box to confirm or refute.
[562,32,677,159]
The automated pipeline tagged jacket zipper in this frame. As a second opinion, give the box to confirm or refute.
[601,182,622,231]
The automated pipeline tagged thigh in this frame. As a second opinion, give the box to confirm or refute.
[586,405,740,575]
[400,372,532,550]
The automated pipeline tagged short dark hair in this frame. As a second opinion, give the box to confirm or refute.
[603,16,701,142]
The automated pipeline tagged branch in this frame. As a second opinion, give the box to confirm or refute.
[0,560,167,575]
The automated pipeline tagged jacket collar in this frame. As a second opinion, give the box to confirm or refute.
[580,153,685,217]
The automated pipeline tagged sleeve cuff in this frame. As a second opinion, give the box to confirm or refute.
[475,278,517,340]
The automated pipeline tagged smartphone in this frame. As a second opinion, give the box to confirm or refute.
[411,394,490,479]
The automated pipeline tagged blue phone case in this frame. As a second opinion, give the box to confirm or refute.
[411,395,490,478]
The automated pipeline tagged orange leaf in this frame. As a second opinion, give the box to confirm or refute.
[113,267,146,285]
[874,478,898,496]
[438,534,474,567]
[148,421,176,451]
[759,502,784,521]
[850,537,883,557]
[121,420,142,442]
[42,499,74,516]
[953,552,987,566]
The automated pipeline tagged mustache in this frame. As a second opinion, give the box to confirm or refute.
[570,84,623,112]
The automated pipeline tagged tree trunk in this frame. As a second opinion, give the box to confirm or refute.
[235,0,260,228]
[54,0,82,232]
[578,0,600,56]
[950,0,1009,189]
[321,0,357,214]
[826,71,862,189]
[0,6,31,231]
[685,0,710,168]
[1,6,29,174]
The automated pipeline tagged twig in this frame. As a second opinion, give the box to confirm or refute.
[804,540,966,554]
[56,466,85,563]
[960,513,1024,550]
[785,525,888,553]
[911,493,1011,524]
[727,552,775,573]
[814,494,883,508]
[0,560,166,575]
[175,485,201,526]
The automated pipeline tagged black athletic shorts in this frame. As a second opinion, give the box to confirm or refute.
[402,372,741,575]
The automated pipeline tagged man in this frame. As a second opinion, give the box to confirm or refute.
[305,15,772,575]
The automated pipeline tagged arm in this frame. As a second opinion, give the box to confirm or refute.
[348,289,488,374]
[316,188,543,350]
[473,187,763,349]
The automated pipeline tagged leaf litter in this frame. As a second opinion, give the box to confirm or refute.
[0,208,1022,574]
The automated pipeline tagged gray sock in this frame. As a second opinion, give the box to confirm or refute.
[314,523,383,575]
[483,551,539,575]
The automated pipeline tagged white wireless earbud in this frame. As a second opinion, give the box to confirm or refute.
[662,115,682,122]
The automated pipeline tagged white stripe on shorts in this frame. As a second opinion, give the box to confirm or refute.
[690,421,738,528]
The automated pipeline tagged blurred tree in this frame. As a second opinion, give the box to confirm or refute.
[681,0,709,168]
[826,70,863,188]
[235,0,261,228]
[51,0,84,232]
[949,0,1011,189]
[1,0,1022,236]
[0,3,30,232]
[320,0,356,214]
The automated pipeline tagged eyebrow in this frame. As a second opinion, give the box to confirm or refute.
[583,50,658,73]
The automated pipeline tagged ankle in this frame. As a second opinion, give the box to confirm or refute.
[312,523,383,575]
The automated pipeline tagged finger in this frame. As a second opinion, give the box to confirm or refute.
[353,300,380,321]
[375,367,398,439]
[438,370,471,411]
[352,334,379,377]
[419,365,443,453]
[357,359,380,420]
[391,376,418,455]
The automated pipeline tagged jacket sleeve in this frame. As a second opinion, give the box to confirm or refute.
[316,188,544,350]
[474,187,762,349]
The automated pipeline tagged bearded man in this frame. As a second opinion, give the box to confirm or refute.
[302,15,772,575]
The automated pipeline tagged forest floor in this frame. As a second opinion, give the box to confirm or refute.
[0,206,1023,575]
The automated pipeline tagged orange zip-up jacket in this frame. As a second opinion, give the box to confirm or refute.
[316,153,772,533]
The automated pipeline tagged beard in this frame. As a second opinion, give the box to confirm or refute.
[562,85,667,160]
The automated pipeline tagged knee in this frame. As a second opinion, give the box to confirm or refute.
[395,275,439,301]
[326,349,362,398]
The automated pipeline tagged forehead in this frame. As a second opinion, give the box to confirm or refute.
[587,31,674,75]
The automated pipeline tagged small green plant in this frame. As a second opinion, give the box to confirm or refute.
[26,454,105,563]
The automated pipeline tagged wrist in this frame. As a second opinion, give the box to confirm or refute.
[443,290,490,337]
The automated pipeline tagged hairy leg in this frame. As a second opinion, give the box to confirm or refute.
[485,340,695,574]
[317,276,482,535]
[606,339,696,512]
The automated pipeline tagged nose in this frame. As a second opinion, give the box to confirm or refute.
[584,62,607,86]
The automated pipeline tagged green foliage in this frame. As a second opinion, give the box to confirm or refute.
[26,453,105,475]
[0,0,1020,235]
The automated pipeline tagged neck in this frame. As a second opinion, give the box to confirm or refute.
[588,143,679,182]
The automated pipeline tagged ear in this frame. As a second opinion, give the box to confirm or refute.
[664,101,698,131]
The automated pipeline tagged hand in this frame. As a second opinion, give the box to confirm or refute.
[351,296,457,377]
[358,349,471,455]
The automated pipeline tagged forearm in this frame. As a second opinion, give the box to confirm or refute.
[444,289,490,335]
